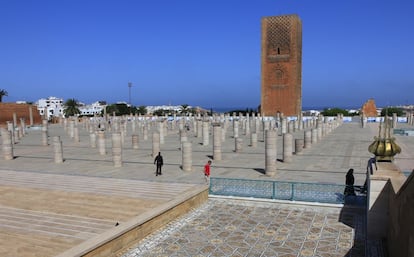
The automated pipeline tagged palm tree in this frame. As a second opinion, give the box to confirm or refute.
[64,98,80,117]
[180,104,190,116]
[137,105,147,115]
[0,89,8,102]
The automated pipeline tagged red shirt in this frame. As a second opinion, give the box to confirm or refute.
[204,163,210,176]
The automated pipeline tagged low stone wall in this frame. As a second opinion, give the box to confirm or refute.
[368,162,414,257]
[57,186,209,257]
[387,171,414,257]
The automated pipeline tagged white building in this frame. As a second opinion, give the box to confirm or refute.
[36,97,64,120]
[78,101,106,116]
[146,105,188,114]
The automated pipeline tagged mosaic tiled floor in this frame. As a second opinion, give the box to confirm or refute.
[122,199,365,257]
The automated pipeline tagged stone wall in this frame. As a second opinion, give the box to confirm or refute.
[387,171,414,257]
[368,162,414,257]
[0,103,42,127]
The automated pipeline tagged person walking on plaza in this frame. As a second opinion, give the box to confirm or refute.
[344,168,356,196]
[154,152,163,176]
[204,160,212,184]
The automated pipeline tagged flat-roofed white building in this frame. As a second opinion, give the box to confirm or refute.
[36,96,64,120]
[79,101,106,116]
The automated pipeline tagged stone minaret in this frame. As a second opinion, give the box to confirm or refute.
[261,14,302,117]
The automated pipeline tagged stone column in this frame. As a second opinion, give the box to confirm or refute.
[152,132,160,157]
[158,121,164,144]
[180,129,187,150]
[89,132,97,148]
[13,127,19,144]
[53,136,64,163]
[235,137,243,153]
[97,131,106,155]
[132,134,139,149]
[120,130,125,147]
[197,120,203,138]
[317,127,322,141]
[255,118,260,135]
[112,132,122,167]
[131,119,136,133]
[20,118,26,136]
[311,128,318,144]
[192,119,197,136]
[298,116,304,130]
[73,126,80,143]
[392,113,397,128]
[304,130,312,149]
[178,118,184,131]
[283,133,293,163]
[281,118,287,134]
[221,127,226,142]
[7,121,15,145]
[1,128,14,160]
[213,123,222,160]
[250,132,257,148]
[182,141,192,172]
[288,121,295,134]
[13,112,17,127]
[263,120,270,141]
[41,119,48,146]
[245,115,250,135]
[29,106,34,126]
[69,119,75,138]
[265,130,277,176]
[295,139,304,154]
[361,114,367,128]
[202,121,209,146]
[233,120,239,138]
[143,125,148,140]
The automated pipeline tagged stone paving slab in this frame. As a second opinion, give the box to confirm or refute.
[121,198,365,257]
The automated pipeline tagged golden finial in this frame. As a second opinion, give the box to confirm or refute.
[368,115,401,161]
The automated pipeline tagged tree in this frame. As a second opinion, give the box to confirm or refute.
[137,106,147,115]
[381,107,403,117]
[180,104,190,116]
[321,108,349,116]
[0,89,8,102]
[64,98,80,117]
[106,103,137,116]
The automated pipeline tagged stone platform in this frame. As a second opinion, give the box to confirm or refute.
[0,120,413,256]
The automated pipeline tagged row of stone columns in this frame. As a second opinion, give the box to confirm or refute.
[1,114,342,172]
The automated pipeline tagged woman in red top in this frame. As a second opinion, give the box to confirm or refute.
[204,160,212,184]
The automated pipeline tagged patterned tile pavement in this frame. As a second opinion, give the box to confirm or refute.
[122,198,365,257]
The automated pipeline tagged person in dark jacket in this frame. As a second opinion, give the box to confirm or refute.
[154,152,163,176]
[344,168,356,196]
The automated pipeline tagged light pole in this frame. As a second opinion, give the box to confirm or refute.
[128,82,132,105]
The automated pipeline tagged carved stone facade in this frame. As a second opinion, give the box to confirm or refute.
[261,15,302,117]
[361,99,378,117]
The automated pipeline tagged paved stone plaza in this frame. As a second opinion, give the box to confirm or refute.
[0,119,413,256]
[122,198,365,257]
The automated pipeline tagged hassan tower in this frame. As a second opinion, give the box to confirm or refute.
[261,14,302,117]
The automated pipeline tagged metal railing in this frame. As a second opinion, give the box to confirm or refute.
[209,177,358,204]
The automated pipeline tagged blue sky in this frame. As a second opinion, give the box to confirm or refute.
[1,0,413,109]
